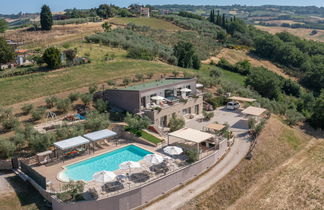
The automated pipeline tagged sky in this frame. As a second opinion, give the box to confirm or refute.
[0,0,324,14]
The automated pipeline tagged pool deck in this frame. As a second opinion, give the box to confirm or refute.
[33,139,159,192]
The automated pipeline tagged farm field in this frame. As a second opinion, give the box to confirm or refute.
[203,48,296,80]
[181,117,323,210]
[109,17,183,31]
[255,25,324,42]
[0,43,185,106]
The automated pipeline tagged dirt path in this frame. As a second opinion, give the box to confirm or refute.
[143,132,251,210]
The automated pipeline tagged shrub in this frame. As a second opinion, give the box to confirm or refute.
[0,140,16,158]
[285,109,305,126]
[81,94,93,106]
[42,47,61,69]
[135,73,144,81]
[31,107,46,121]
[122,77,130,86]
[93,99,108,113]
[185,150,198,163]
[88,84,97,94]
[209,69,222,78]
[202,111,214,121]
[45,96,57,108]
[124,113,151,131]
[146,72,154,79]
[68,92,80,102]
[84,111,110,131]
[21,104,34,115]
[2,116,19,130]
[168,116,185,132]
[107,80,116,86]
[172,71,180,77]
[55,98,71,113]
[127,48,154,60]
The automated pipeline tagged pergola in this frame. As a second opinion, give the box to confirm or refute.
[229,96,256,103]
[83,129,117,149]
[168,128,215,159]
[54,136,90,159]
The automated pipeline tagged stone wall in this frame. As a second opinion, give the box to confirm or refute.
[0,160,12,170]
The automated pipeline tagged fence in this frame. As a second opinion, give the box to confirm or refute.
[51,147,228,210]
[20,161,47,190]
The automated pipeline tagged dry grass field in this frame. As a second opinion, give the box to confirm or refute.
[255,25,324,42]
[203,48,296,80]
[4,22,104,49]
[181,116,323,210]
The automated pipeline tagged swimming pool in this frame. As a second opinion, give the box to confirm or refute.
[62,145,152,181]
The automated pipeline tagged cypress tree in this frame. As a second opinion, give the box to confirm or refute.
[209,10,213,22]
[40,5,53,30]
[222,14,226,27]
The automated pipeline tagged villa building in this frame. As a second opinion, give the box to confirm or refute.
[106,78,203,127]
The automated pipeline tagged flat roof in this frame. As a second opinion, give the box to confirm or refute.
[83,129,117,142]
[121,78,193,91]
[54,136,90,150]
[205,123,225,131]
[168,128,214,144]
[242,106,266,116]
[229,96,256,102]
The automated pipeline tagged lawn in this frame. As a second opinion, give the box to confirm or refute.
[0,43,184,106]
[110,17,183,31]
[199,64,246,86]
[140,130,162,144]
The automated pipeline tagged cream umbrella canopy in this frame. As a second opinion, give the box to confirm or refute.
[151,96,165,101]
[144,154,164,165]
[163,146,183,155]
[180,88,192,92]
[119,161,141,173]
[93,171,116,183]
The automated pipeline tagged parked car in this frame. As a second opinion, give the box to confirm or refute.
[226,101,240,110]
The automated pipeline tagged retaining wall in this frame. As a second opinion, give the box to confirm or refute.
[52,143,228,210]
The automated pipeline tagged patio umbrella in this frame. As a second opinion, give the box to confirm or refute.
[93,171,116,183]
[119,161,141,173]
[163,146,183,155]
[144,154,164,165]
[151,96,165,101]
[180,88,192,92]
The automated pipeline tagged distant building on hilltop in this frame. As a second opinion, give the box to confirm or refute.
[140,7,150,18]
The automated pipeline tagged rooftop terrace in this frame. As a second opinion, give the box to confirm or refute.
[120,78,193,91]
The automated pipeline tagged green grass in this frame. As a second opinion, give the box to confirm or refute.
[280,129,302,151]
[140,130,162,144]
[110,17,183,31]
[0,43,185,106]
[199,64,246,86]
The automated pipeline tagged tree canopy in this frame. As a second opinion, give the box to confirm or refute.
[43,47,61,69]
[0,19,8,33]
[0,37,15,65]
[173,41,200,69]
[40,5,53,30]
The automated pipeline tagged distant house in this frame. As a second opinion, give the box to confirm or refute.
[140,7,150,18]
[106,78,203,127]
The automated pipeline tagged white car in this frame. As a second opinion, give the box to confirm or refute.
[226,101,240,110]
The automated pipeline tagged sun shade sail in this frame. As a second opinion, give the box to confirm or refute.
[83,129,117,142]
[242,106,266,116]
[228,96,256,102]
[205,123,225,131]
[54,136,90,150]
[168,128,214,143]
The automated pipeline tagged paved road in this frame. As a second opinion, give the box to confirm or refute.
[144,107,251,210]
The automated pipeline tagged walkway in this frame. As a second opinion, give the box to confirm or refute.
[144,108,251,210]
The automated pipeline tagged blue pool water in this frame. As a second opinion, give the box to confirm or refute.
[63,145,152,181]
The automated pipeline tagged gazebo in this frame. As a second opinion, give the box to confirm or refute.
[168,128,215,159]
[54,136,90,160]
[83,129,117,149]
